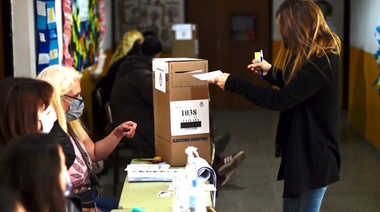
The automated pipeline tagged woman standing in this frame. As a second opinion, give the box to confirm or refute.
[210,0,341,211]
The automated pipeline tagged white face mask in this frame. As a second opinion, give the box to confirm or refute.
[39,106,57,133]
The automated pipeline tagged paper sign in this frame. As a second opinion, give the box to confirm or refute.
[155,69,166,93]
[37,1,46,16]
[38,53,50,65]
[173,24,192,40]
[170,100,209,136]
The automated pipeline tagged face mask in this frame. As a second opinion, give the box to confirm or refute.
[63,97,84,121]
[39,106,57,133]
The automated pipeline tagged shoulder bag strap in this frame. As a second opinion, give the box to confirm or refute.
[68,127,94,174]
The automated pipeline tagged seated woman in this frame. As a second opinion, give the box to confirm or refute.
[0,133,70,212]
[0,77,81,211]
[0,77,54,148]
[37,65,137,211]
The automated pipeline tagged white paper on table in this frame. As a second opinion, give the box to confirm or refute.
[192,70,223,81]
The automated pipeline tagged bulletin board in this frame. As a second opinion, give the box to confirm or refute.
[61,0,106,71]
[113,0,185,51]
[34,0,106,73]
[35,0,60,73]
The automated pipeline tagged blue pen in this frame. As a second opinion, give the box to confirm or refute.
[260,50,264,79]
[132,207,147,212]
[92,192,98,212]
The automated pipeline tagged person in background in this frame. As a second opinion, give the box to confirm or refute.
[97,30,144,104]
[110,36,245,186]
[110,36,162,158]
[0,77,54,148]
[93,29,144,137]
[0,133,70,212]
[37,65,137,212]
[210,0,341,211]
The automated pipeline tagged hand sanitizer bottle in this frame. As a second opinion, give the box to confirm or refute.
[189,178,206,212]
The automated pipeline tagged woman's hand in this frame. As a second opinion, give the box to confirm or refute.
[207,73,230,90]
[113,121,137,139]
[247,59,272,77]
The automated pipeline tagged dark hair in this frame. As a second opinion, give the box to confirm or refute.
[141,37,162,57]
[0,133,65,212]
[0,77,53,146]
[0,186,23,212]
[127,39,143,56]
[142,30,156,39]
[274,0,341,83]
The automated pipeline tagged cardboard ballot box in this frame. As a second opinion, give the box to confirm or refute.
[152,58,210,166]
[171,24,198,58]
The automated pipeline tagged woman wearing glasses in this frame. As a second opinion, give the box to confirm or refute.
[37,65,137,212]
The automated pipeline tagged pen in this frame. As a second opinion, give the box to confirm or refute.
[260,50,264,79]
[92,192,98,212]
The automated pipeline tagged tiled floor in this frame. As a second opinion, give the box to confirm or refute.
[98,109,380,211]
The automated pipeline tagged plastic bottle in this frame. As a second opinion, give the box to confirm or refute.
[188,178,206,212]
[172,171,190,212]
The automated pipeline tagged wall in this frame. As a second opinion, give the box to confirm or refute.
[11,0,36,77]
[187,0,272,110]
[349,0,380,149]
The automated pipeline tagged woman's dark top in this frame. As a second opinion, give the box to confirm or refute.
[225,53,341,197]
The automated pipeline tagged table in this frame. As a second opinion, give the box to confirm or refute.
[114,177,173,212]
[112,159,215,212]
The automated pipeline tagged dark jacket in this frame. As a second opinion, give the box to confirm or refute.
[225,53,341,197]
[50,121,76,169]
[110,54,155,156]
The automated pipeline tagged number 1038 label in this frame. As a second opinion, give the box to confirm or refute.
[170,99,210,136]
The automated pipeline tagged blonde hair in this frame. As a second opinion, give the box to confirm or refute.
[109,30,144,65]
[37,65,88,141]
[274,0,341,84]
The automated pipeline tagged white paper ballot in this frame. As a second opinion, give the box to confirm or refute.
[193,70,223,81]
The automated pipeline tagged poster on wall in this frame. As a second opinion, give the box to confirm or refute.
[113,0,185,52]
[35,0,59,73]
[61,0,106,71]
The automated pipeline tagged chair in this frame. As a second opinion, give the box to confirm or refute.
[104,101,131,195]
[93,87,108,139]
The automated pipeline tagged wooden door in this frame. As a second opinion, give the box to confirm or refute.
[187,0,272,109]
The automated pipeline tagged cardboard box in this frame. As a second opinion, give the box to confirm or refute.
[153,58,210,166]
[171,24,199,58]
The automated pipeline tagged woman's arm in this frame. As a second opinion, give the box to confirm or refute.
[82,121,137,162]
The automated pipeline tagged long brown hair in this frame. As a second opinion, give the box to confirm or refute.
[274,0,341,83]
[0,133,66,212]
[0,77,53,146]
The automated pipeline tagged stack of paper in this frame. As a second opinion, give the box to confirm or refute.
[125,164,185,182]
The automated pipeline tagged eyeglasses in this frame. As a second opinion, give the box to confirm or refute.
[61,94,84,106]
